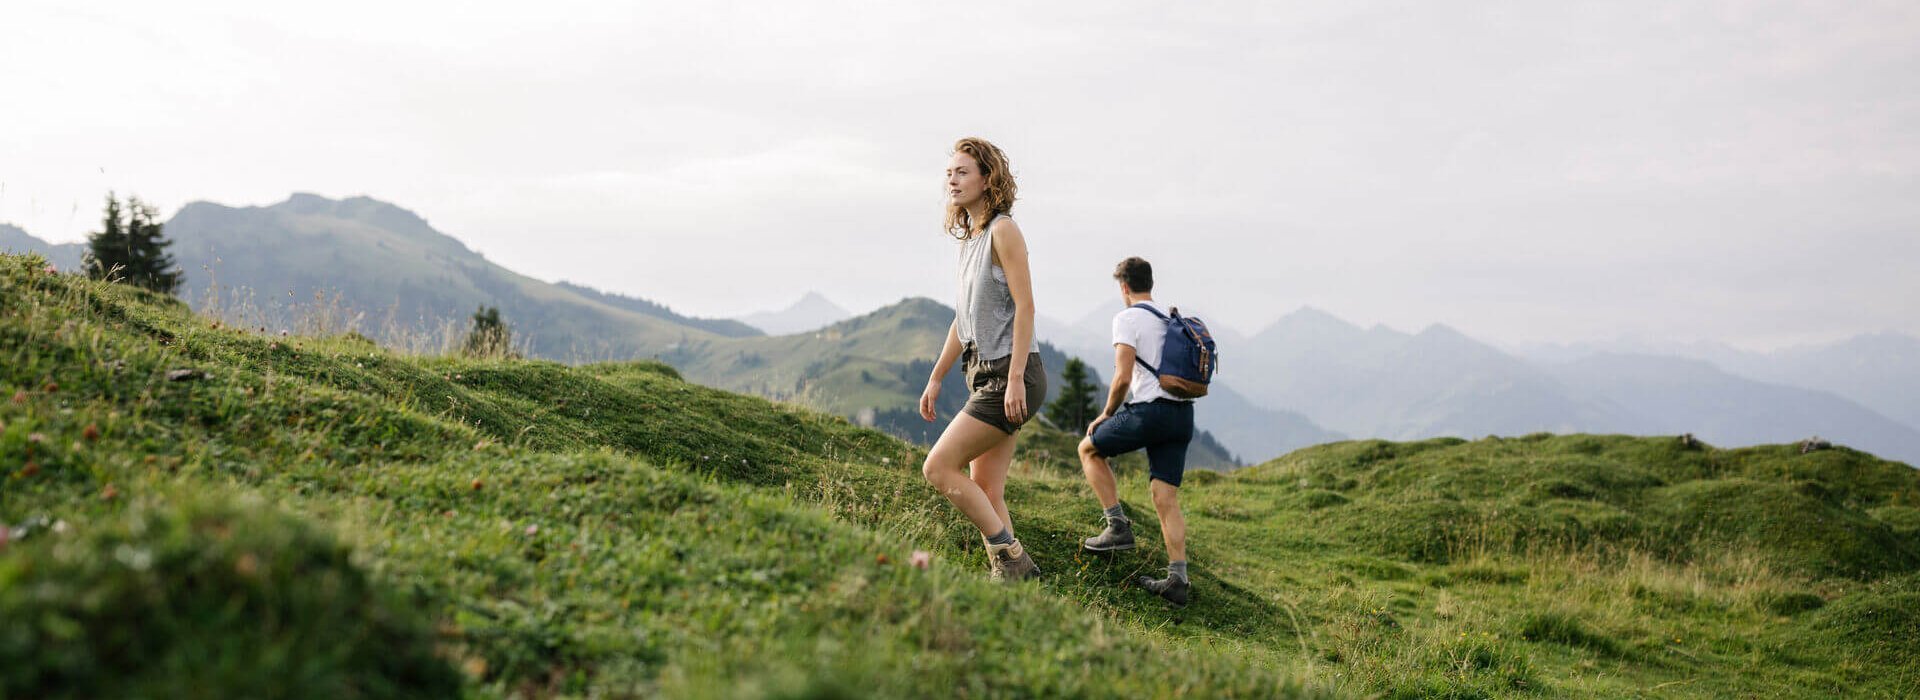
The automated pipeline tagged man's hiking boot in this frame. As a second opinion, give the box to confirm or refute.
[1137,573,1191,608]
[986,539,1039,582]
[1081,518,1136,553]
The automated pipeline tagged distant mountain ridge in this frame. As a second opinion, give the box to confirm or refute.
[1545,352,1920,462]
[0,223,84,272]
[555,281,762,338]
[1046,301,1920,466]
[1520,333,1920,433]
[737,292,853,335]
[158,193,755,360]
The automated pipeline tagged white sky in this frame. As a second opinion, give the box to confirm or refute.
[4,0,1917,349]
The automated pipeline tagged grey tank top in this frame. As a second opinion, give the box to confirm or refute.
[955,213,1017,361]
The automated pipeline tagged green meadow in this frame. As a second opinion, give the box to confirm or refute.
[3,251,1916,698]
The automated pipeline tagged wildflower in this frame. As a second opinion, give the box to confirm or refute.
[471,478,484,491]
[82,423,100,441]
[43,264,57,275]
[41,382,57,393]
[524,524,539,536]
[910,550,932,570]
[279,329,289,337]
[9,390,26,404]
[26,433,45,445]
[876,553,891,565]
[100,483,118,500]
[234,552,260,576]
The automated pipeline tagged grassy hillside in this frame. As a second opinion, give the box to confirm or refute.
[5,250,1919,698]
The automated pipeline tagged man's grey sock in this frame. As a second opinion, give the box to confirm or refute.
[1168,560,1189,583]
[986,528,1015,546]
[1103,504,1129,525]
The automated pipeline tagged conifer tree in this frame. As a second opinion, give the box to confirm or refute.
[84,193,182,294]
[464,305,511,357]
[1047,357,1101,432]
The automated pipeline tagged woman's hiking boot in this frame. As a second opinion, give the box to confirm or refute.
[1137,573,1191,608]
[1081,518,1136,552]
[986,539,1039,582]
[983,534,1006,580]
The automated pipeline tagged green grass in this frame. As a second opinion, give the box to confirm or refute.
[4,250,1920,698]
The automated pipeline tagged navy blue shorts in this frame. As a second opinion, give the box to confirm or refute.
[1089,399,1195,487]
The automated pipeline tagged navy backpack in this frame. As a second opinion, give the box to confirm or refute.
[1132,303,1219,399]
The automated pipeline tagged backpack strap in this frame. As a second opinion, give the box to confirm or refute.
[1130,302,1169,321]
[1130,303,1165,375]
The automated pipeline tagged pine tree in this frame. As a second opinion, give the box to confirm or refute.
[84,193,182,294]
[464,305,511,357]
[82,194,127,282]
[1046,357,1101,433]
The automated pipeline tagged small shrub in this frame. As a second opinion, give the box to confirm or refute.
[1447,563,1528,585]
[1526,478,1596,501]
[1518,611,1621,656]
[1335,555,1414,581]
[1754,591,1826,617]
[1298,489,1350,510]
[1185,470,1224,487]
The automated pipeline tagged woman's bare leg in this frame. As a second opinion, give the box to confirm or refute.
[970,432,1018,537]
[922,413,1017,535]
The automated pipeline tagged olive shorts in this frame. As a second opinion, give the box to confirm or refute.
[960,346,1049,435]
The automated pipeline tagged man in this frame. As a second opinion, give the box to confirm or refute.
[1077,256,1196,607]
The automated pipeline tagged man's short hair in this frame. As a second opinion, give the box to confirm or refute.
[1114,257,1153,293]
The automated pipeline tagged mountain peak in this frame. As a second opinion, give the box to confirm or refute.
[271,193,434,233]
[787,291,847,314]
[739,291,856,336]
[1255,305,1363,340]
[1414,323,1469,341]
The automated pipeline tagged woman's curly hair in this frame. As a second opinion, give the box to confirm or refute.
[944,137,1017,240]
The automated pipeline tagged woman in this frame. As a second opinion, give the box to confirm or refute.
[919,137,1048,581]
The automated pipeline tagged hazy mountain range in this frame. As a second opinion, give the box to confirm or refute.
[7,193,1917,468]
[1039,301,1920,466]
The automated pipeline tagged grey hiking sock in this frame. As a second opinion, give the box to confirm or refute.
[985,528,1015,546]
[1103,504,1128,525]
[1168,560,1189,583]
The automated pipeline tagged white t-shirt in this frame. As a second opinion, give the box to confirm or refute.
[1112,300,1183,405]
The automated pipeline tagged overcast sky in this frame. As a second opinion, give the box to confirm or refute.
[4,1,1917,349]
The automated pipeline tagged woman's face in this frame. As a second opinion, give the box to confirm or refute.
[946,151,985,209]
